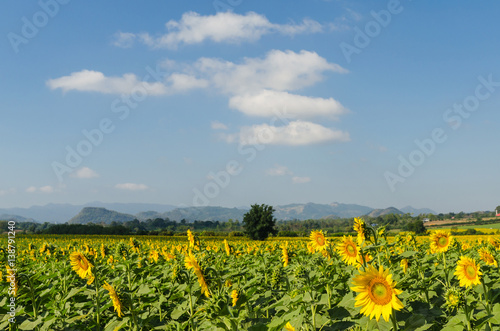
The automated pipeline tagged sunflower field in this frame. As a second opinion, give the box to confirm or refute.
[2,221,500,330]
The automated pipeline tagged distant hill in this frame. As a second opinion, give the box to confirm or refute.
[274,202,373,220]
[0,202,176,223]
[68,207,136,225]
[366,207,404,218]
[159,207,248,222]
[400,206,436,215]
[0,202,436,224]
[0,214,36,223]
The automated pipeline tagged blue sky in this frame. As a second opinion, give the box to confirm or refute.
[1,0,499,213]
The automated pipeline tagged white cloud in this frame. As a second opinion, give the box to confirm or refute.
[115,183,149,191]
[72,167,99,179]
[266,165,292,176]
[195,49,346,94]
[292,176,311,184]
[47,50,345,99]
[229,89,347,119]
[112,32,136,48]
[114,12,325,49]
[47,51,350,147]
[27,185,55,193]
[26,186,37,193]
[46,70,169,95]
[227,120,350,146]
[166,73,209,91]
[39,185,55,193]
[211,121,228,130]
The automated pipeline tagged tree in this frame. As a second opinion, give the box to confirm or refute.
[243,204,278,240]
[406,220,427,234]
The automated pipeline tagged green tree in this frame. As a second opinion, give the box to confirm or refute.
[243,204,278,240]
[406,220,427,234]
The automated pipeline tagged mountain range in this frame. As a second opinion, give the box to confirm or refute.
[0,202,436,224]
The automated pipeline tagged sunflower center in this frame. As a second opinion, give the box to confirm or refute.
[465,265,476,279]
[346,243,357,257]
[317,236,324,246]
[368,279,392,305]
[437,236,448,247]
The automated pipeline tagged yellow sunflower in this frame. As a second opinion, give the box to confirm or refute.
[336,236,359,266]
[351,265,404,322]
[282,246,289,267]
[353,217,366,245]
[454,256,482,288]
[149,250,159,263]
[284,322,295,331]
[187,230,195,247]
[230,289,238,307]
[224,239,231,256]
[184,252,210,297]
[69,252,94,282]
[400,259,409,273]
[306,241,316,254]
[429,230,453,253]
[309,230,328,252]
[488,237,500,250]
[103,281,124,317]
[478,248,497,267]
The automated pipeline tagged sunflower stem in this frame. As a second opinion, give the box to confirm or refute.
[463,301,472,331]
[442,252,449,287]
[311,304,317,330]
[94,265,101,331]
[481,278,492,329]
[390,309,399,331]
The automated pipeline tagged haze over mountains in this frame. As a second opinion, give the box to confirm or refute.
[0,202,436,224]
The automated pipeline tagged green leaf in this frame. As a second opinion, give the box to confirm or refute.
[171,307,186,320]
[19,317,43,330]
[401,250,418,258]
[403,314,426,330]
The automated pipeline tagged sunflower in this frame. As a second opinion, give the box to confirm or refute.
[353,217,367,245]
[224,239,231,256]
[351,265,404,322]
[149,250,159,263]
[488,237,500,250]
[429,230,453,253]
[454,256,482,288]
[309,230,328,252]
[187,229,195,247]
[400,259,409,273]
[478,248,498,267]
[184,252,210,297]
[284,322,296,331]
[282,246,289,267]
[444,287,463,310]
[461,242,470,251]
[336,236,359,266]
[230,289,238,307]
[69,252,94,282]
[103,281,124,317]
